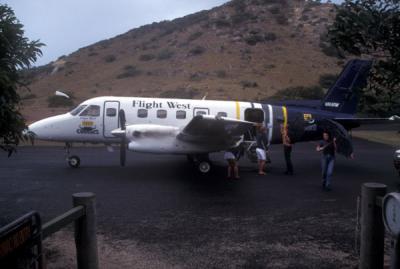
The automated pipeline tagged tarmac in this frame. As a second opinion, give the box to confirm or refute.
[0,138,398,268]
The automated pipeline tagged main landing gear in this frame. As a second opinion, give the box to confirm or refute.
[187,154,212,174]
[65,143,80,168]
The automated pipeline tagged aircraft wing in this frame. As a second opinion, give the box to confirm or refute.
[177,115,254,147]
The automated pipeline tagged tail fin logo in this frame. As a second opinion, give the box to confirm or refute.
[324,102,340,108]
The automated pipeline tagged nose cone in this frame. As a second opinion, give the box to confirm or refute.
[28,114,71,141]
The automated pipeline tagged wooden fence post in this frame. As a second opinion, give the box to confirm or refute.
[359,183,387,269]
[73,192,99,269]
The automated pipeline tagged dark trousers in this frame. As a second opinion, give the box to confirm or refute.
[284,145,293,173]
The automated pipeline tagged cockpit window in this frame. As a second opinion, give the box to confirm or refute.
[70,105,87,116]
[79,105,100,117]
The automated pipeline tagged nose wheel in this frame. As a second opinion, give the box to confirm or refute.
[65,143,81,168]
[198,161,211,173]
[68,156,81,168]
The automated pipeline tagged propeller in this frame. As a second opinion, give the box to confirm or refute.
[119,109,126,166]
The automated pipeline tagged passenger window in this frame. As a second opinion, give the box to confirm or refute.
[176,110,186,119]
[217,112,228,118]
[106,108,117,117]
[80,105,100,117]
[70,105,87,116]
[137,109,148,118]
[157,109,167,119]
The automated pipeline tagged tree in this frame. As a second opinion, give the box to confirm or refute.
[328,0,400,116]
[0,4,43,154]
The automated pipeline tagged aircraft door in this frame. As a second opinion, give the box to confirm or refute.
[103,101,120,138]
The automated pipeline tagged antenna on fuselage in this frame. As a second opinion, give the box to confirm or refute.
[55,90,70,99]
[202,93,208,100]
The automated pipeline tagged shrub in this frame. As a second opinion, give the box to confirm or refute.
[189,72,207,81]
[300,14,309,21]
[214,18,231,28]
[230,0,246,12]
[116,65,141,79]
[215,70,227,78]
[88,52,98,57]
[187,31,203,42]
[276,14,288,25]
[264,32,277,41]
[104,54,116,63]
[271,86,325,100]
[269,5,281,14]
[139,54,155,61]
[231,12,255,25]
[319,42,342,58]
[319,74,338,89]
[245,33,264,46]
[47,95,74,107]
[157,49,174,60]
[240,80,258,88]
[189,46,206,55]
[20,93,37,100]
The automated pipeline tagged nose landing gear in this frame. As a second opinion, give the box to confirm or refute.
[65,143,81,168]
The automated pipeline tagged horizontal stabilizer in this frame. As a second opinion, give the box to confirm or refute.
[334,115,400,127]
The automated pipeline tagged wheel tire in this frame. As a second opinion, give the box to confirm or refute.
[198,161,211,174]
[68,156,80,168]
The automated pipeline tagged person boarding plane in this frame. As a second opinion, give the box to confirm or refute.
[28,59,398,173]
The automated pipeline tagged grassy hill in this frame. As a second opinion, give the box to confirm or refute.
[20,0,344,122]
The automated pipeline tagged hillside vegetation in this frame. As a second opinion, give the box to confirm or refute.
[21,0,344,122]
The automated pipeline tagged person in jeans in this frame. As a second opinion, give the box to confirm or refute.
[316,131,337,191]
[281,124,293,175]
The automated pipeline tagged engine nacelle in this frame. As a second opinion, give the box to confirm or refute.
[126,124,180,153]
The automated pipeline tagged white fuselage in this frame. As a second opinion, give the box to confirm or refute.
[28,96,277,154]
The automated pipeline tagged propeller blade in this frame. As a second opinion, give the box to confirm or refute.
[120,136,126,167]
[118,109,127,166]
[119,109,126,130]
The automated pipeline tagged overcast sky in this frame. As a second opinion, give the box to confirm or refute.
[5,0,341,66]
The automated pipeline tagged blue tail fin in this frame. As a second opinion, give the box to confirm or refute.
[321,59,372,115]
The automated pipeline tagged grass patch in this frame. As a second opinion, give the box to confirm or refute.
[352,131,399,147]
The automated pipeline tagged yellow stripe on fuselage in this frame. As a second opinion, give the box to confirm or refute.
[235,101,240,120]
[282,106,288,127]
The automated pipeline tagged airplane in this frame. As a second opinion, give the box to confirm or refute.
[27,59,398,173]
